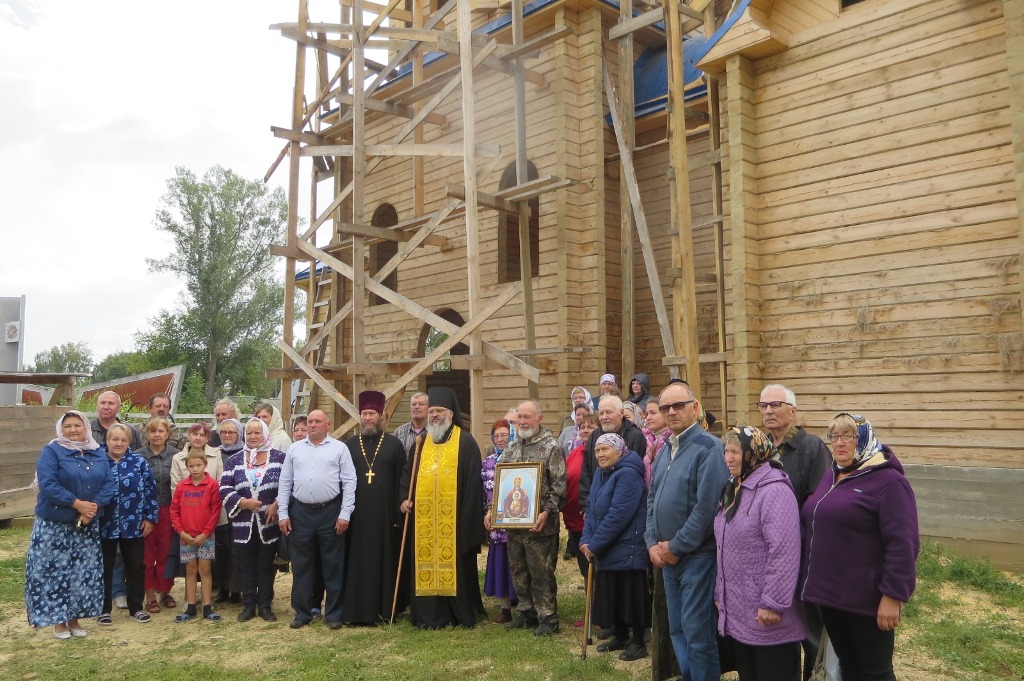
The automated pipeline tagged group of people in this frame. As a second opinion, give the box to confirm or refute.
[25,378,920,681]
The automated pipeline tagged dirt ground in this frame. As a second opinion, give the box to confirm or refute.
[0,531,987,680]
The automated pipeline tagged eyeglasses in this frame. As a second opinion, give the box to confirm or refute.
[756,401,792,410]
[827,433,856,444]
[659,400,695,414]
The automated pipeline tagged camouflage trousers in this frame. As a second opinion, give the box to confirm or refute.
[507,532,559,624]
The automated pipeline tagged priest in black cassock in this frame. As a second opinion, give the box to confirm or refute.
[399,387,485,628]
[342,390,408,624]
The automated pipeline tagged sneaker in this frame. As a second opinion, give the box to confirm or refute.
[113,596,128,610]
[259,609,277,622]
[97,613,113,626]
[53,626,71,640]
[130,611,152,624]
[533,621,560,636]
[619,642,649,661]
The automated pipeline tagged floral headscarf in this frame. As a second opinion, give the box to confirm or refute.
[719,425,781,522]
[595,432,627,454]
[52,410,102,452]
[833,413,883,472]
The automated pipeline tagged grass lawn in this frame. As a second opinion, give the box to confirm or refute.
[0,526,1021,680]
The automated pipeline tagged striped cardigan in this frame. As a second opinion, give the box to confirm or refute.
[219,449,286,544]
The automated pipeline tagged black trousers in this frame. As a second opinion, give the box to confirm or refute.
[214,524,233,593]
[102,537,144,614]
[820,606,897,681]
[236,534,277,611]
[730,637,801,681]
[288,498,346,623]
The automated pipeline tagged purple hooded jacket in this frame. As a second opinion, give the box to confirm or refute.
[714,463,804,646]
[800,447,919,618]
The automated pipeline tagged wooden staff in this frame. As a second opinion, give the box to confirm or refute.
[391,434,423,624]
[582,560,595,659]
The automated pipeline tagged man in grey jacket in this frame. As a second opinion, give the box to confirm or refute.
[646,382,729,681]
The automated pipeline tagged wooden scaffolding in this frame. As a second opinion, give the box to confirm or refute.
[268,0,720,437]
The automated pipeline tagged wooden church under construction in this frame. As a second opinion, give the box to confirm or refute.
[269,0,1024,565]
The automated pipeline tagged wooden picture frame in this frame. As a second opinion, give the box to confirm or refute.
[491,461,544,529]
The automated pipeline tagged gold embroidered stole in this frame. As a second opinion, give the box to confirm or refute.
[413,425,460,596]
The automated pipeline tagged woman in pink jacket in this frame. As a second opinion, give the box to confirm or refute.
[714,426,803,681]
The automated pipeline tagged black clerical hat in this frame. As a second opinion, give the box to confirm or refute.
[427,387,464,428]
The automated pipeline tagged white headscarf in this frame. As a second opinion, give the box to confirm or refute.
[51,410,102,452]
[245,418,272,461]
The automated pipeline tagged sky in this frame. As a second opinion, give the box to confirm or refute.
[0,0,315,366]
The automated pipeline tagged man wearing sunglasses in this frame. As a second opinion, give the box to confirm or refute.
[645,381,729,681]
[758,384,830,680]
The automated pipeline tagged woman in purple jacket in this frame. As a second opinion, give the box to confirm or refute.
[801,414,919,681]
[715,426,803,681]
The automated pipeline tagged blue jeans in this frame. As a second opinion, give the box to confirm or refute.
[112,547,127,599]
[663,552,719,681]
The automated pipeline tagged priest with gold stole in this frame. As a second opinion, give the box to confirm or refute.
[399,387,485,628]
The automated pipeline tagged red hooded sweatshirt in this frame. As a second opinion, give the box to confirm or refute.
[170,472,221,538]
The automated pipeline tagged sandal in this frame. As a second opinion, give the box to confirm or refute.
[161,593,177,609]
[97,613,113,626]
[174,612,194,623]
[145,600,161,613]
[205,612,222,622]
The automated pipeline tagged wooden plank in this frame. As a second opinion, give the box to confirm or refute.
[498,25,573,62]
[383,282,521,401]
[300,143,501,157]
[277,343,359,422]
[294,240,540,383]
[304,38,499,238]
[334,220,448,247]
[618,0,636,387]
[608,6,702,41]
[328,92,447,127]
[661,352,727,365]
[604,59,678,377]
[445,184,518,215]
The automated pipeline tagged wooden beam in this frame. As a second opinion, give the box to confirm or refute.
[608,6,702,41]
[1005,0,1024,332]
[295,239,540,383]
[435,36,547,87]
[329,91,447,127]
[304,39,498,239]
[336,0,414,22]
[618,0,636,388]
[498,25,573,61]
[661,352,727,366]
[604,60,678,375]
[664,0,699,389]
[383,283,522,401]
[445,183,518,215]
[278,341,360,421]
[271,126,326,144]
[299,142,500,157]
[333,221,448,248]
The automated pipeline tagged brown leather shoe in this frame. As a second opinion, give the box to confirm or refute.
[491,608,512,624]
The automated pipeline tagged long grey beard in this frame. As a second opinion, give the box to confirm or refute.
[360,424,382,438]
[517,426,536,441]
[601,422,619,433]
[427,417,452,444]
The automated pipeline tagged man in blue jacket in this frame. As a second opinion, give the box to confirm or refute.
[645,382,729,681]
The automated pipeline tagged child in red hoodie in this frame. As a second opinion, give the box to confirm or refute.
[170,451,223,622]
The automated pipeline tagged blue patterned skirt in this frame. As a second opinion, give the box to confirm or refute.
[25,518,104,627]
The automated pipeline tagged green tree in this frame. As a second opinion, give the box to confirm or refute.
[91,350,156,383]
[28,341,93,379]
[146,165,287,406]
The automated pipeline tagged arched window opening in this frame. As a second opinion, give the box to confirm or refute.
[369,204,399,306]
[497,161,540,284]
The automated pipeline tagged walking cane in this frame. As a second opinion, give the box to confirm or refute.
[582,560,595,659]
[391,434,423,624]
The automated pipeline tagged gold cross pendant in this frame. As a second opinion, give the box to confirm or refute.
[366,469,375,484]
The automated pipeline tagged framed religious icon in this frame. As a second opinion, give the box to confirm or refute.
[491,461,544,529]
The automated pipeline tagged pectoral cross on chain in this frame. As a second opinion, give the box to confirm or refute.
[366,469,375,485]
